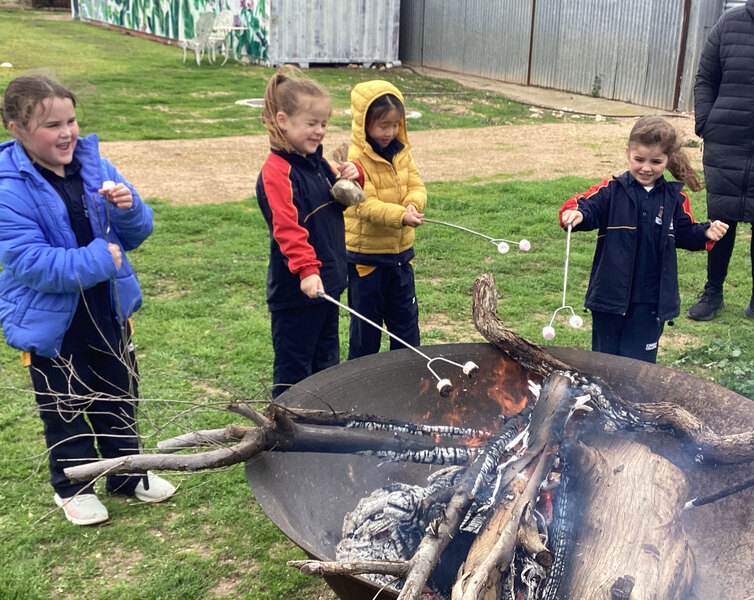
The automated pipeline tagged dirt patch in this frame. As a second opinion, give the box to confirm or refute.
[100,118,700,205]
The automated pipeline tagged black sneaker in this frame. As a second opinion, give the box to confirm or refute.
[687,287,725,321]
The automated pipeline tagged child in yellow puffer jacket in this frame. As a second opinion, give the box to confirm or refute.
[345,80,427,359]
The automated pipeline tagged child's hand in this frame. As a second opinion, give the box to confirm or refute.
[300,273,323,298]
[99,183,133,210]
[403,204,424,227]
[706,220,729,241]
[108,243,122,269]
[337,161,359,181]
[561,210,583,228]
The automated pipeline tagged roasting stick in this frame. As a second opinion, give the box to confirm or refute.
[317,291,478,396]
[542,223,583,340]
[422,218,531,255]
[684,474,754,510]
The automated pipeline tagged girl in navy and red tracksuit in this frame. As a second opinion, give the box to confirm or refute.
[559,116,728,363]
[256,66,361,397]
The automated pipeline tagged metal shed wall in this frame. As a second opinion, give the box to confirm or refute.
[677,0,726,112]
[400,0,728,111]
[530,0,683,109]
[73,0,399,67]
[402,0,531,84]
[268,0,400,67]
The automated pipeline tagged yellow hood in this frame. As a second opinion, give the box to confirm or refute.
[350,80,410,153]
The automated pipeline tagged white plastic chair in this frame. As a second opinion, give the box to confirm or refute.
[181,12,215,66]
[208,10,235,65]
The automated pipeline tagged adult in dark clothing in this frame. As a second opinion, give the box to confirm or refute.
[687,0,754,321]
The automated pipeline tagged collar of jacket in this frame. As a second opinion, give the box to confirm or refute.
[270,144,325,168]
[367,135,405,162]
[615,171,682,194]
[0,134,101,183]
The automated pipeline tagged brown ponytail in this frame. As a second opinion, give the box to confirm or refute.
[628,116,703,192]
[261,65,330,152]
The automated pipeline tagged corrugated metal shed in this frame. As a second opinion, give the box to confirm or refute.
[74,0,399,67]
[402,0,531,84]
[400,0,731,111]
[268,0,400,67]
[531,0,684,108]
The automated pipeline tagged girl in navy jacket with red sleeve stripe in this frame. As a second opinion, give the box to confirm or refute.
[256,66,360,397]
[559,116,728,363]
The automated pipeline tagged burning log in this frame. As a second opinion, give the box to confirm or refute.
[472,273,754,465]
[451,373,578,600]
[290,372,579,600]
[543,436,695,600]
[400,371,583,600]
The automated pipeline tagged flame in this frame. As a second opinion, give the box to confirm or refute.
[409,357,535,438]
[538,488,554,523]
[485,358,531,416]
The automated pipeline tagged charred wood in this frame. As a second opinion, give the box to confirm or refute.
[452,373,574,600]
[472,273,754,465]
[64,406,479,482]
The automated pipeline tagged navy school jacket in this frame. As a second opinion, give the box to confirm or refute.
[559,172,713,322]
[256,146,347,311]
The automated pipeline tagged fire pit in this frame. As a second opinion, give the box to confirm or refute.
[246,342,754,600]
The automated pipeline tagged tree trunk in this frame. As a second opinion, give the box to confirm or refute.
[555,437,695,600]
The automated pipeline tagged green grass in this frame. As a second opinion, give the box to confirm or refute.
[1,9,753,600]
[0,10,568,142]
[1,179,752,599]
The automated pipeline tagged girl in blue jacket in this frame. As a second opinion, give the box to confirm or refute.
[559,116,728,363]
[0,75,174,525]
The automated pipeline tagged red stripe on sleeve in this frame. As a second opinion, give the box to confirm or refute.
[262,155,321,278]
[679,190,699,223]
[558,178,611,227]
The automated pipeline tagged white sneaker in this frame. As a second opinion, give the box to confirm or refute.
[134,472,176,503]
[54,493,109,526]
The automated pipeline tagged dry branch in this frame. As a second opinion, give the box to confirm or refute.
[288,559,409,578]
[472,273,754,464]
[65,404,476,482]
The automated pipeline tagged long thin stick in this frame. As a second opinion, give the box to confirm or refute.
[562,223,572,308]
[316,291,478,395]
[684,475,754,510]
[318,291,426,358]
[423,218,496,242]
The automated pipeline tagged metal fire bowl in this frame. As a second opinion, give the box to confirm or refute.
[246,343,754,600]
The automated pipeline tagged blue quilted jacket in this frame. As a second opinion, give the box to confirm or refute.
[0,134,153,357]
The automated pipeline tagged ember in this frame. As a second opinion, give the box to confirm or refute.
[64,277,754,600]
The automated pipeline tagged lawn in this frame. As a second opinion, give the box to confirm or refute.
[0,10,556,142]
[0,10,752,600]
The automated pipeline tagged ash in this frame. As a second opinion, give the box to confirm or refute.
[336,466,466,591]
